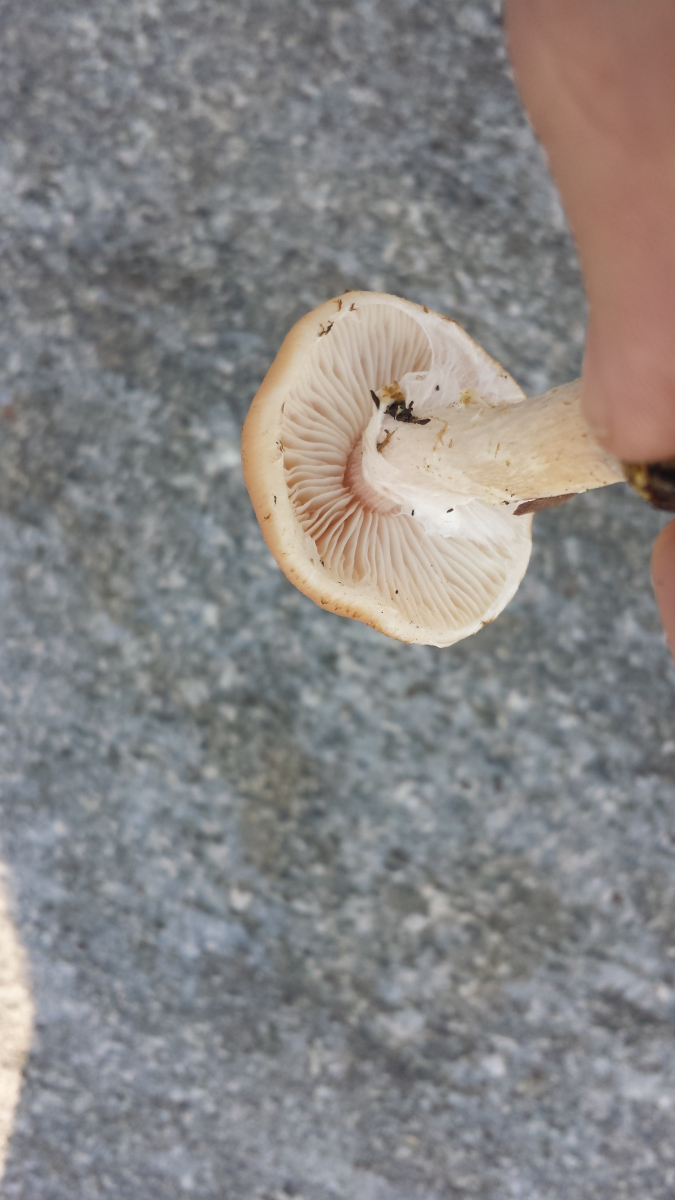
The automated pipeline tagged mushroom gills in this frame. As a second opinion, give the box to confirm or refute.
[280,301,532,640]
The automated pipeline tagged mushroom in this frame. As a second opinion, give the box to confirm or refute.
[241,291,636,646]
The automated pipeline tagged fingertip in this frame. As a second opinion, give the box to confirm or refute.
[583,321,675,463]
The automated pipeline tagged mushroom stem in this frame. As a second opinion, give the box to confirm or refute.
[378,379,624,506]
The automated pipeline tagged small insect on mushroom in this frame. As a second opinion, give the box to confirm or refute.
[242,290,654,648]
[387,399,431,426]
[376,382,431,425]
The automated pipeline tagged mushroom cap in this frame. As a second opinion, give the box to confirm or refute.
[242,292,533,647]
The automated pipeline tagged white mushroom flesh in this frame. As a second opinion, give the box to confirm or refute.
[376,380,623,506]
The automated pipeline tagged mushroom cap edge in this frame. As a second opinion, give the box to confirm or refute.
[241,291,533,647]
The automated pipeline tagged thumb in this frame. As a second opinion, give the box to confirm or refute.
[506,0,675,464]
[581,194,675,464]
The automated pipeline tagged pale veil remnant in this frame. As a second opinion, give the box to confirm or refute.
[242,292,623,646]
[0,867,33,1185]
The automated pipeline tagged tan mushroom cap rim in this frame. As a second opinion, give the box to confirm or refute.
[241,291,534,647]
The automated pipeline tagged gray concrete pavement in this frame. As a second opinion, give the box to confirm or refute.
[1,2,675,1197]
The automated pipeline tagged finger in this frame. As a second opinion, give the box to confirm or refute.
[651,520,675,657]
[506,0,675,463]
[582,211,675,462]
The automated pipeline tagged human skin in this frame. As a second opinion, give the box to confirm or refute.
[505,0,675,654]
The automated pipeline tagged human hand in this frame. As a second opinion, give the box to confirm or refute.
[505,0,675,653]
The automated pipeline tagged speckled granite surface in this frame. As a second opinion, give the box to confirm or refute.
[1,2,675,1197]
